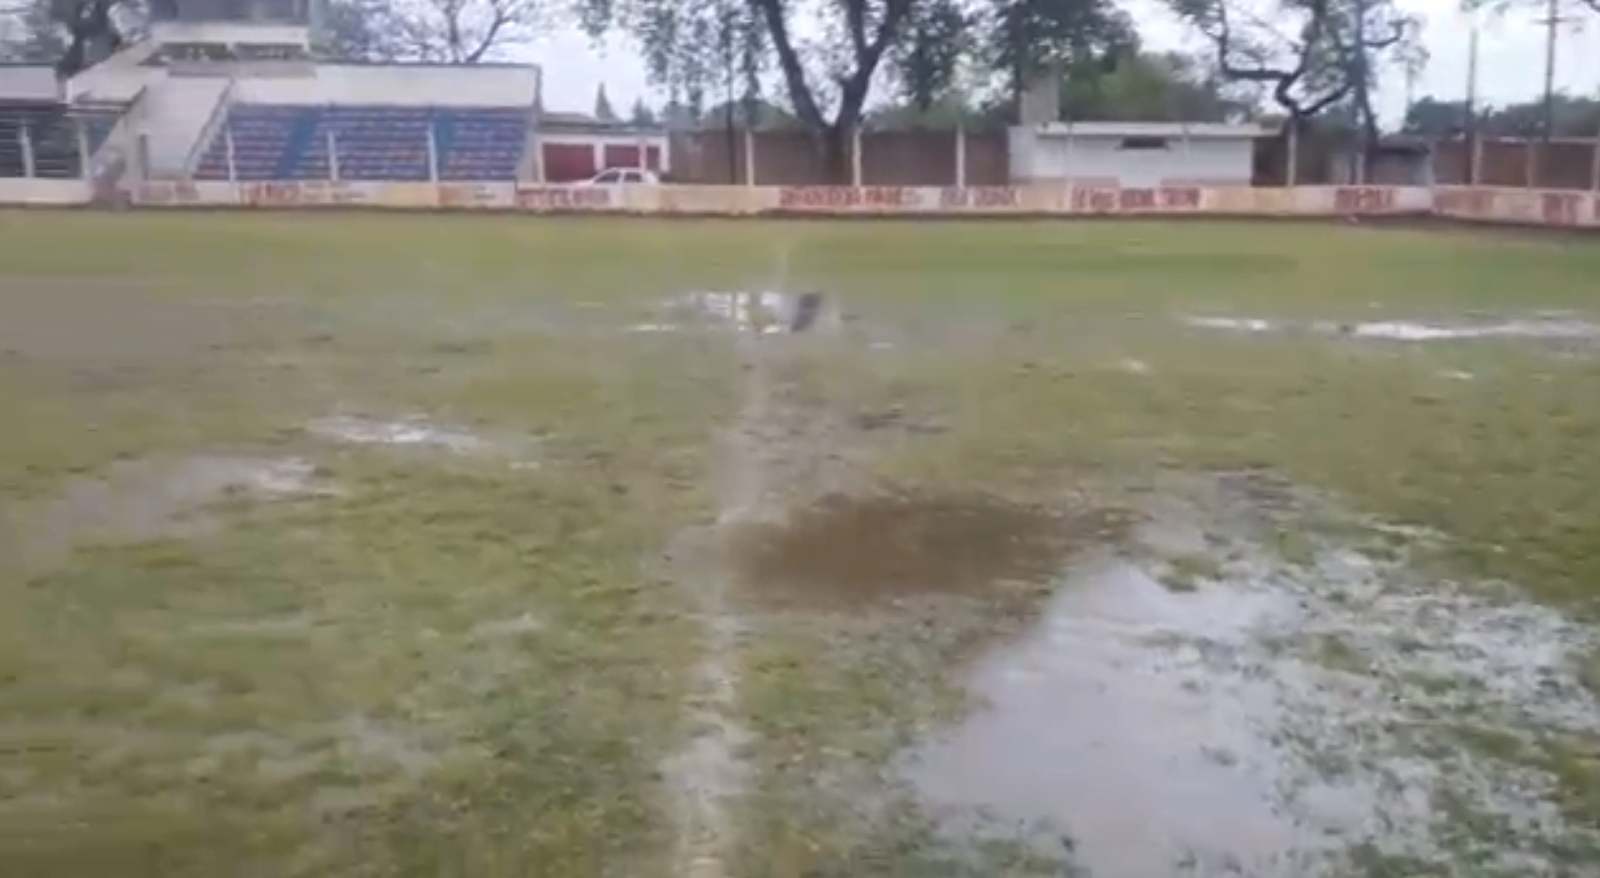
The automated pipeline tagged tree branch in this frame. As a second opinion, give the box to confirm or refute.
[752,0,826,131]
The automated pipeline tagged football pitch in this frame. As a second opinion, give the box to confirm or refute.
[2,210,1598,877]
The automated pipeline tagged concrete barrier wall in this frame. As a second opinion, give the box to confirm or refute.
[3,177,1598,228]
[0,179,95,206]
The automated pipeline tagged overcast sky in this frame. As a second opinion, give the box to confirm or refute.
[525,0,1600,125]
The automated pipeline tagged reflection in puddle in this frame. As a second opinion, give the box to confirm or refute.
[631,291,833,335]
[1351,320,1600,341]
[904,536,1600,876]
[1186,316,1276,333]
[906,555,1323,876]
[1185,314,1600,343]
[308,415,494,454]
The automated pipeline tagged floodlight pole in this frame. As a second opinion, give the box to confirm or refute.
[1466,12,1480,184]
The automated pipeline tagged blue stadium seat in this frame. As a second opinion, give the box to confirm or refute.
[194,103,532,182]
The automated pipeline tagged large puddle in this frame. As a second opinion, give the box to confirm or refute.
[632,291,831,335]
[903,521,1600,875]
[19,455,324,564]
[1185,314,1600,344]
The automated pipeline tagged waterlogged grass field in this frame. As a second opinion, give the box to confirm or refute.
[1,211,1598,877]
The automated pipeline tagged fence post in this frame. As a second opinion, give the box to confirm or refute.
[225,125,238,182]
[426,123,440,182]
[1524,139,1536,189]
[743,128,755,186]
[19,123,35,178]
[850,125,863,187]
[76,117,91,181]
[954,126,966,188]
[1590,134,1599,192]
[1285,123,1298,187]
[1064,122,1076,183]
[328,129,340,181]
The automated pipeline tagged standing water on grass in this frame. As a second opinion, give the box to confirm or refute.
[903,529,1600,877]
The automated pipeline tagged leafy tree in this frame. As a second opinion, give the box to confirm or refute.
[627,97,656,125]
[593,83,616,121]
[888,0,973,112]
[319,0,409,61]
[1062,49,1251,122]
[4,0,146,75]
[984,0,1138,116]
[1405,93,1600,137]
[575,0,908,181]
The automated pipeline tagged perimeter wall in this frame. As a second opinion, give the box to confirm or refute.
[3,178,1599,227]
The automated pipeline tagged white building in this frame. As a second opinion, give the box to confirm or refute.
[1007,121,1267,187]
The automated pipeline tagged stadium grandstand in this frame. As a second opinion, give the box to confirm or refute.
[0,0,668,187]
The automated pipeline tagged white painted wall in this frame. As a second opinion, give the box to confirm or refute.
[0,66,60,100]
[64,47,163,103]
[137,77,232,176]
[1009,125,1257,186]
[149,21,311,46]
[233,64,539,106]
[0,177,92,205]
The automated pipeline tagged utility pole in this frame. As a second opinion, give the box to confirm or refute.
[1466,14,1481,183]
[1536,0,1572,140]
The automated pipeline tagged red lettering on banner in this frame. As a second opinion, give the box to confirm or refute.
[1334,186,1395,214]
[1070,188,1118,213]
[778,187,915,210]
[939,187,1021,210]
[515,186,613,211]
[243,182,303,207]
[1118,188,1157,211]
[1159,186,1202,210]
[1540,192,1581,226]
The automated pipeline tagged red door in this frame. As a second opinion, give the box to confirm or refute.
[542,143,597,182]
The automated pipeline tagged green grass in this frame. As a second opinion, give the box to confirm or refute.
[2,211,1599,876]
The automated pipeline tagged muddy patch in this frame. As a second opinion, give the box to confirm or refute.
[728,492,1133,609]
[903,521,1600,876]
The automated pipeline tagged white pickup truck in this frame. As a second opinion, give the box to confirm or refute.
[578,168,661,185]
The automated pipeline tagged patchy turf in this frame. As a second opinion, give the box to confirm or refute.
[2,211,1599,877]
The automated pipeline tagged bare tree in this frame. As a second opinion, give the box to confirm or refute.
[573,0,911,182]
[389,0,543,63]
[1169,0,1417,145]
